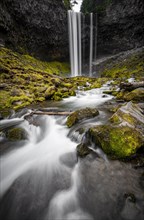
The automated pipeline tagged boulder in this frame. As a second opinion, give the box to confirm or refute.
[44,86,56,99]
[79,102,144,159]
[6,127,27,141]
[89,125,143,159]
[66,107,99,128]
[123,88,144,102]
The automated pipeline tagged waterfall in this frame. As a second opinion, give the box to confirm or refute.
[68,10,98,77]
[68,10,81,77]
[89,13,93,77]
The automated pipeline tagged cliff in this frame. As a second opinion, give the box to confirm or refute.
[0,0,68,61]
[81,0,144,57]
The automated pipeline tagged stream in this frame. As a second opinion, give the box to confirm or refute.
[0,83,144,220]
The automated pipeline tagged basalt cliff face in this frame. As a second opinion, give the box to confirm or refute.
[81,0,144,57]
[0,0,68,61]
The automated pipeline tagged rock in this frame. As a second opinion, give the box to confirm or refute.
[66,107,99,128]
[78,102,144,159]
[110,102,144,133]
[0,113,4,120]
[123,88,144,102]
[77,142,92,157]
[81,0,144,57]
[0,0,68,61]
[89,125,143,159]
[6,127,27,141]
[44,86,56,99]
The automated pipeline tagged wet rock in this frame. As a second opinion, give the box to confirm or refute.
[77,143,93,157]
[0,113,4,120]
[92,102,144,158]
[110,102,144,133]
[123,88,144,102]
[66,107,99,128]
[6,127,27,141]
[89,125,143,159]
[79,102,144,159]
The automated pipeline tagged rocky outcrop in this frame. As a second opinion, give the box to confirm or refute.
[81,0,144,57]
[0,0,68,61]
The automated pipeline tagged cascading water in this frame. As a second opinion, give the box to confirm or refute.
[0,86,144,220]
[68,10,98,77]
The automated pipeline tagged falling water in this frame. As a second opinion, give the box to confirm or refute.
[89,13,93,77]
[68,11,97,77]
[68,10,81,77]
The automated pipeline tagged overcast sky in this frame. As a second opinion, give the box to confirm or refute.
[72,0,83,12]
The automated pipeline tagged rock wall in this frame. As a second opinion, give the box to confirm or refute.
[81,0,144,57]
[0,0,68,61]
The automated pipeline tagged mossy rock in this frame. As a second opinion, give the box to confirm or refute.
[123,88,144,102]
[0,47,70,110]
[6,127,27,141]
[89,125,144,159]
[77,143,92,157]
[66,107,99,128]
[44,86,56,99]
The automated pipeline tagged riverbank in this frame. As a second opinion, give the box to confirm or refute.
[0,46,144,117]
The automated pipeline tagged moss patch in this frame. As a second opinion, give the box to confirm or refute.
[101,50,144,79]
[66,107,99,128]
[89,125,143,159]
[6,127,26,141]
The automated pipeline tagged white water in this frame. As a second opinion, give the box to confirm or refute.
[0,86,144,220]
[68,11,97,77]
[89,13,93,77]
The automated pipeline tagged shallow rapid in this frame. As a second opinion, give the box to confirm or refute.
[0,85,144,220]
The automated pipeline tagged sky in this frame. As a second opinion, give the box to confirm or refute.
[72,0,83,12]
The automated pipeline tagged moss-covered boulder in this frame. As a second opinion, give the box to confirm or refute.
[78,102,144,159]
[89,125,143,159]
[44,86,56,99]
[6,127,27,141]
[66,107,99,128]
[123,88,144,102]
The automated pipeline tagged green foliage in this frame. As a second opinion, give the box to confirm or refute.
[81,0,112,13]
[63,0,71,9]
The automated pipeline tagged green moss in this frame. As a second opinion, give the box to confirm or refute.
[6,127,26,141]
[89,125,143,158]
[0,47,71,111]
[67,112,78,128]
[45,86,56,99]
[36,97,45,102]
[101,50,144,79]
[123,88,144,102]
[66,108,99,128]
